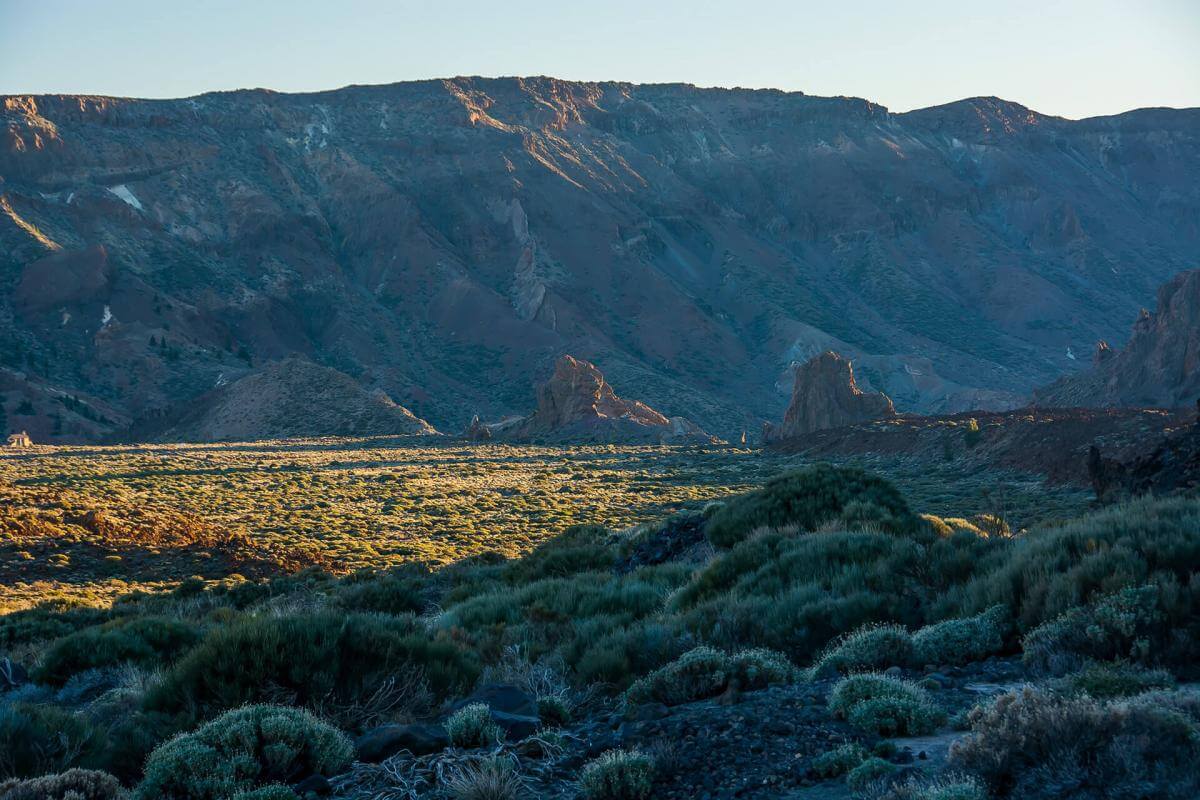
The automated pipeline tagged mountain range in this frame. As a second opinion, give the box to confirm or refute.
[2,77,1198,442]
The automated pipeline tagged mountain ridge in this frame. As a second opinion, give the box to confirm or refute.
[3,76,1198,441]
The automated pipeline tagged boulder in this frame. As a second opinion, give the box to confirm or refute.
[452,683,539,718]
[355,722,449,762]
[770,351,896,439]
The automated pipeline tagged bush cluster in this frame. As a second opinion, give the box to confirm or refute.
[828,674,943,736]
[446,703,501,748]
[146,612,478,719]
[134,704,353,800]
[0,769,127,800]
[1063,661,1175,698]
[809,623,913,678]
[911,606,1006,667]
[33,617,200,686]
[625,646,793,706]
[949,687,1200,798]
[578,749,654,800]
[810,743,868,778]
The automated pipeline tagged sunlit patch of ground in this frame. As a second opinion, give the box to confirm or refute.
[0,437,1092,611]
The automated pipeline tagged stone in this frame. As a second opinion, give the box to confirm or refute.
[355,722,449,762]
[768,351,896,440]
[490,710,541,741]
[454,683,539,717]
[292,774,332,796]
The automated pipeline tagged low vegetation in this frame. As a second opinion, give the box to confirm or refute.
[0,445,1193,797]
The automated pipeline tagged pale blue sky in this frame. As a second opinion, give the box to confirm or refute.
[2,0,1198,118]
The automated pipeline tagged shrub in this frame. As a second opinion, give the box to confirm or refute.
[228,788,295,800]
[846,758,897,793]
[578,750,654,800]
[829,674,942,737]
[704,465,917,548]
[1063,661,1175,699]
[809,623,913,677]
[1021,585,1165,674]
[870,773,987,800]
[0,704,105,779]
[949,687,1200,798]
[134,705,353,800]
[333,571,426,615]
[0,769,127,800]
[828,673,927,719]
[146,612,478,719]
[625,646,793,706]
[847,696,942,737]
[503,525,614,582]
[911,606,1006,667]
[810,743,868,778]
[33,617,201,686]
[536,695,570,726]
[442,754,525,800]
[446,704,501,748]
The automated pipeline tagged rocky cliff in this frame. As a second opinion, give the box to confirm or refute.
[1036,269,1200,409]
[2,80,1199,441]
[473,354,718,444]
[766,351,896,439]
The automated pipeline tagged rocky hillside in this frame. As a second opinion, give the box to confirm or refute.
[468,354,718,444]
[142,357,437,442]
[2,80,1199,441]
[1036,269,1200,409]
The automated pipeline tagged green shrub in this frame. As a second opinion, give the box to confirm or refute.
[949,687,1200,798]
[847,696,942,737]
[1063,661,1175,699]
[829,674,942,737]
[881,773,987,800]
[442,754,525,800]
[704,465,918,548]
[134,705,353,800]
[0,769,127,800]
[0,704,105,779]
[846,758,897,793]
[1021,585,1166,674]
[911,606,1006,667]
[810,743,868,778]
[446,704,501,748]
[33,617,201,686]
[624,646,793,706]
[536,695,570,726]
[332,570,426,614]
[578,749,654,800]
[809,623,913,677]
[228,788,296,800]
[503,525,614,582]
[828,673,926,719]
[146,612,478,719]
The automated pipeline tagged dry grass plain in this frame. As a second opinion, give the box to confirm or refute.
[0,437,1093,612]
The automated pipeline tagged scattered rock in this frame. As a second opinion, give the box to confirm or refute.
[355,722,450,762]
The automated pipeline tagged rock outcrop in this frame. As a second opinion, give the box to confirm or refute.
[476,355,720,444]
[767,352,896,439]
[1088,400,1200,503]
[1037,269,1200,409]
[148,357,437,442]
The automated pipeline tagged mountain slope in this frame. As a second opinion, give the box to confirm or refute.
[2,80,1198,440]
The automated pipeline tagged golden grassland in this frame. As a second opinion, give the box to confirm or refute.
[0,437,1093,612]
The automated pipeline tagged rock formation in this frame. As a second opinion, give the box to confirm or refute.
[767,352,896,439]
[149,357,437,442]
[2,82,1199,441]
[1088,400,1200,503]
[477,355,720,444]
[1037,269,1200,409]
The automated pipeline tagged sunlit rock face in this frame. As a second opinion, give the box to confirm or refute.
[1036,269,1200,410]
[478,354,720,444]
[2,81,1199,441]
[768,351,896,439]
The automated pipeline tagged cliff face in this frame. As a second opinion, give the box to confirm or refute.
[1036,269,1200,409]
[769,351,896,438]
[481,355,718,444]
[2,81,1199,441]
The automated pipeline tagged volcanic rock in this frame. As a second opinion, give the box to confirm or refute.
[486,355,720,444]
[767,351,896,439]
[1037,270,1200,409]
[1088,400,1200,503]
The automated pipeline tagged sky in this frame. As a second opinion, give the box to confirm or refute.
[1,0,1198,119]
